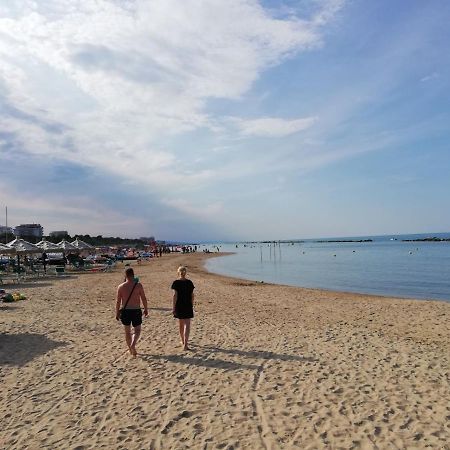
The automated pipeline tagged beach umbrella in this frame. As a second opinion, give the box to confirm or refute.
[71,238,94,250]
[56,239,77,251]
[0,243,16,255]
[36,239,64,273]
[36,239,64,252]
[7,238,42,254]
[7,238,42,272]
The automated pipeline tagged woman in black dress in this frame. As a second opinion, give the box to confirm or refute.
[171,266,195,350]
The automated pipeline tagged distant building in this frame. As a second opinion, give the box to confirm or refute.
[0,225,13,234]
[14,223,44,240]
[49,231,69,238]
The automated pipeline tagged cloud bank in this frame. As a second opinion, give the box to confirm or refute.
[0,0,344,237]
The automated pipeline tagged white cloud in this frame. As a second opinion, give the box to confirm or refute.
[232,115,318,137]
[420,72,439,82]
[0,0,344,231]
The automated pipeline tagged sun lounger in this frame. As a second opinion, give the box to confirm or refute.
[102,260,116,272]
[0,273,20,285]
[24,267,44,279]
[54,266,66,276]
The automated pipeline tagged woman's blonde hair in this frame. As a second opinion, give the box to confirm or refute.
[177,266,187,275]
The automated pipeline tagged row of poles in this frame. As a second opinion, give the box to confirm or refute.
[260,242,282,262]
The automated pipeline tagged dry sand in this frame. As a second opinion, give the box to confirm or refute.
[1,252,449,449]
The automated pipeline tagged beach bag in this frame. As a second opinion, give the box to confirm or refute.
[3,293,14,303]
[118,282,138,320]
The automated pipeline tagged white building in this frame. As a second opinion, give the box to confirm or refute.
[14,224,44,240]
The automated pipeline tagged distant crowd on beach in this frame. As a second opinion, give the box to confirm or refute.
[180,245,197,253]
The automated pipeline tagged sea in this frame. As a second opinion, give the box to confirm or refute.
[203,233,450,302]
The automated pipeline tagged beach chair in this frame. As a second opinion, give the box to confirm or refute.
[83,262,93,271]
[0,273,19,285]
[102,260,115,272]
[54,266,66,276]
[24,267,41,280]
[36,267,47,277]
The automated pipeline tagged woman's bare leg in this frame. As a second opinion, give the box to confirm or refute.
[183,319,191,350]
[178,320,185,347]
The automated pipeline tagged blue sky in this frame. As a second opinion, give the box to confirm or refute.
[0,0,449,241]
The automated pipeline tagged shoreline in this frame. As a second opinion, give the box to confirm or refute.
[201,251,450,304]
[1,252,449,449]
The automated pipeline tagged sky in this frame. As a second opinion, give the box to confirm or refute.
[0,0,449,241]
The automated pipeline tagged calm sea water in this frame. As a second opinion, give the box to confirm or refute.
[204,234,450,302]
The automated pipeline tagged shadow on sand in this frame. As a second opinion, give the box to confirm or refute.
[194,345,317,363]
[0,333,66,367]
[6,282,55,289]
[0,276,77,289]
[0,304,21,311]
[140,353,259,371]
[140,345,316,371]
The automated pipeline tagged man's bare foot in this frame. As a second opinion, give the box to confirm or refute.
[183,346,190,351]
[130,346,137,357]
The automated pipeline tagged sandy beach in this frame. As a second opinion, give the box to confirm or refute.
[1,252,449,449]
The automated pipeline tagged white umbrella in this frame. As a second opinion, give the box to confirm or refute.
[7,238,42,254]
[7,238,42,272]
[0,243,16,254]
[36,239,64,252]
[57,239,77,251]
[71,238,94,250]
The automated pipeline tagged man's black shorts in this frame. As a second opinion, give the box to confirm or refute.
[120,309,143,327]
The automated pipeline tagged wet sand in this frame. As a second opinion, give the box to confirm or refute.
[1,252,449,449]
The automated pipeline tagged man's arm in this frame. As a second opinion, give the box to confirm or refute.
[140,284,149,317]
[115,286,122,320]
[191,291,195,307]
